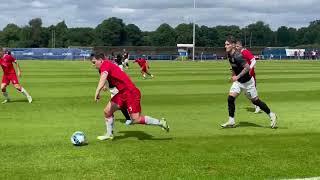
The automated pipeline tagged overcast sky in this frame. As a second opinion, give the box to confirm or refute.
[0,0,319,31]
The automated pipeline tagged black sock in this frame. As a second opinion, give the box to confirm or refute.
[228,96,236,118]
[252,99,271,114]
[121,109,131,120]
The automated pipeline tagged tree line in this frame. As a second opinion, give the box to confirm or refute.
[0,17,320,48]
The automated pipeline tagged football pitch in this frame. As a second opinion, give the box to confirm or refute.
[1,60,320,179]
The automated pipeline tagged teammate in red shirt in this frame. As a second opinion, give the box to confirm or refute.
[91,54,169,140]
[235,41,260,113]
[134,57,154,79]
[0,49,32,103]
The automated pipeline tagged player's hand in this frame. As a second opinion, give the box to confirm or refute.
[94,93,101,102]
[231,75,239,82]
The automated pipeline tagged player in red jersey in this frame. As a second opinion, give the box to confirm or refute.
[90,53,132,123]
[134,57,154,79]
[0,49,32,103]
[235,41,261,113]
[91,54,169,140]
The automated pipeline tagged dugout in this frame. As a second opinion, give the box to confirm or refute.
[177,44,193,60]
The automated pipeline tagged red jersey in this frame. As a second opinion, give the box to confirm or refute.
[100,60,136,91]
[134,58,147,68]
[1,54,17,74]
[241,49,254,65]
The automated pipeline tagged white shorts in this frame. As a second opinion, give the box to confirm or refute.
[124,58,129,64]
[229,77,258,99]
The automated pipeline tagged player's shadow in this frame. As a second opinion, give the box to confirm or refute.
[245,107,263,113]
[10,99,32,103]
[115,131,172,141]
[245,107,255,112]
[236,121,266,128]
[118,119,128,123]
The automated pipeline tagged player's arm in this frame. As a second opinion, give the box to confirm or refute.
[231,60,249,82]
[95,72,108,102]
[14,61,22,77]
[237,63,250,79]
[249,58,256,69]
[249,58,256,76]
[230,68,236,76]
[243,50,256,69]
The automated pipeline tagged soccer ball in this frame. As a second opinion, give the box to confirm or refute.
[71,131,87,146]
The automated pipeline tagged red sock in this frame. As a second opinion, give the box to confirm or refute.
[139,116,146,124]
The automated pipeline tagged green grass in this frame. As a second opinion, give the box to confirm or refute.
[1,60,320,180]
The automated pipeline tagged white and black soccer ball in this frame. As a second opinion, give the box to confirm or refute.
[71,131,87,146]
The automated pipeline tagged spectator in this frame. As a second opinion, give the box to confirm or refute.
[312,50,316,60]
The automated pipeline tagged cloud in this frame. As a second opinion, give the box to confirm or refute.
[30,1,47,8]
[0,0,319,31]
[111,7,136,14]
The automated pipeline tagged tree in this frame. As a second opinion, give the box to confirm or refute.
[28,18,42,47]
[245,21,274,47]
[125,24,143,46]
[64,28,95,47]
[215,25,241,46]
[287,28,297,46]
[198,25,218,47]
[54,21,68,47]
[276,26,290,46]
[95,17,126,46]
[142,32,152,46]
[1,24,20,47]
[175,23,193,44]
[17,26,32,47]
[151,23,176,46]
[305,20,320,44]
[39,27,51,47]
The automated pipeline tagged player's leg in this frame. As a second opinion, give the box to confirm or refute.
[142,67,154,78]
[125,59,129,68]
[252,74,261,113]
[130,112,169,132]
[108,87,131,122]
[250,97,277,128]
[145,70,154,78]
[1,82,10,103]
[126,88,169,132]
[121,108,132,124]
[141,70,146,79]
[10,74,32,103]
[13,83,32,103]
[221,82,241,128]
[245,79,277,128]
[98,92,123,140]
[97,101,120,140]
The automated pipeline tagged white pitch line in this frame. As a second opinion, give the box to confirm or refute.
[282,177,320,180]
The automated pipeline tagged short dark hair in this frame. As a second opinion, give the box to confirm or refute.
[116,54,122,60]
[226,36,236,44]
[95,53,105,60]
[236,40,243,46]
